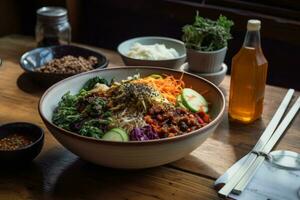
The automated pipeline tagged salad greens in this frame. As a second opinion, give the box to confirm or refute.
[52,91,82,130]
[182,12,234,51]
[52,78,111,139]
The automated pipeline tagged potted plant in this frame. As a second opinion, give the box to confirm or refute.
[182,13,234,73]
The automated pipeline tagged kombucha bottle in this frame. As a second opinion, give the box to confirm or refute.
[229,20,268,123]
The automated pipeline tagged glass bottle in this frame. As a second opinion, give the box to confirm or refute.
[229,20,268,123]
[35,7,71,47]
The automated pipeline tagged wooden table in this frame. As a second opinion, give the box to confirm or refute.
[0,35,299,200]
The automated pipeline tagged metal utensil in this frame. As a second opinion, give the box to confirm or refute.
[218,89,295,197]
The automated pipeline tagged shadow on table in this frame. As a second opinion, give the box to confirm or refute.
[0,162,44,199]
[49,159,171,200]
[17,72,48,97]
[47,154,222,200]
[168,154,221,180]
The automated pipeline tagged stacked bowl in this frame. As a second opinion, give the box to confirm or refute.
[180,48,228,86]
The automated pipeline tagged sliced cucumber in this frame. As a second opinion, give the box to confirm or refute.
[102,128,129,142]
[181,88,208,113]
[176,95,188,110]
[149,74,163,79]
[110,128,129,141]
[102,131,123,141]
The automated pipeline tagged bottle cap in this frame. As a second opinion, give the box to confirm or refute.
[247,19,261,31]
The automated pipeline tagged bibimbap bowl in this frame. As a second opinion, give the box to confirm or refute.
[39,67,225,169]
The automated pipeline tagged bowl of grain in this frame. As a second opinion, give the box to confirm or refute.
[20,45,109,86]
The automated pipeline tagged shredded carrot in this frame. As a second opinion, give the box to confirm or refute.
[133,74,185,104]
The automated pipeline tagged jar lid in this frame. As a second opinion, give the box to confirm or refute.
[247,19,261,31]
[37,7,68,24]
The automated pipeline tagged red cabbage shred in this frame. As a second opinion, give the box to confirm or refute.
[130,125,159,141]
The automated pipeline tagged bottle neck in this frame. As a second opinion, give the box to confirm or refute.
[243,30,261,49]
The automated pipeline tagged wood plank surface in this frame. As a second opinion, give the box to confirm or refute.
[0,35,299,200]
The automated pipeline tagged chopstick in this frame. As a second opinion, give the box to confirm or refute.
[234,96,300,193]
[218,89,295,197]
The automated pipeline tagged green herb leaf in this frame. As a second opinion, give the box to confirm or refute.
[52,86,112,139]
[182,12,234,51]
[52,92,82,130]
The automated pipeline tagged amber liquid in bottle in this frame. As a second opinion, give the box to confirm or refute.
[229,20,268,123]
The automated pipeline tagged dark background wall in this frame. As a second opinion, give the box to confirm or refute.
[1,0,300,90]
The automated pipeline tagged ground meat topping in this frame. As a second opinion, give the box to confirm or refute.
[36,55,98,74]
[145,104,211,138]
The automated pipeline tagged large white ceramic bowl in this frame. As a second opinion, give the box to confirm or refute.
[39,67,225,169]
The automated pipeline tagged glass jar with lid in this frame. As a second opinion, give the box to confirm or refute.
[35,7,71,47]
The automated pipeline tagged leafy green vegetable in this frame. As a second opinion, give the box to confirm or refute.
[52,76,112,139]
[79,120,104,139]
[52,92,81,130]
[80,96,108,117]
[182,12,234,51]
[110,77,115,86]
[82,76,109,91]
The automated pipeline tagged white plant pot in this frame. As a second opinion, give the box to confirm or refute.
[187,47,227,73]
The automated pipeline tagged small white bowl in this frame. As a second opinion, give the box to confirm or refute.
[117,36,186,69]
[180,63,227,86]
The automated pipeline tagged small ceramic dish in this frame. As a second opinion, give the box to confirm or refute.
[20,45,109,86]
[180,63,227,86]
[117,36,186,69]
[0,122,44,164]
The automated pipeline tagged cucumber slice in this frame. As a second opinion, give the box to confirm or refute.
[102,131,123,141]
[110,128,129,141]
[181,88,208,113]
[149,74,163,79]
[176,95,188,110]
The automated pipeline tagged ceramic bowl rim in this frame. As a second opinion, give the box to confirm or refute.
[39,66,225,145]
[198,64,227,76]
[182,63,228,76]
[117,36,187,62]
[0,122,44,152]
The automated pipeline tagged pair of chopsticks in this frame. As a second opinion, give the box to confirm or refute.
[218,89,300,198]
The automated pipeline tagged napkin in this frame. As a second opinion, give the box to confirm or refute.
[215,152,300,200]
